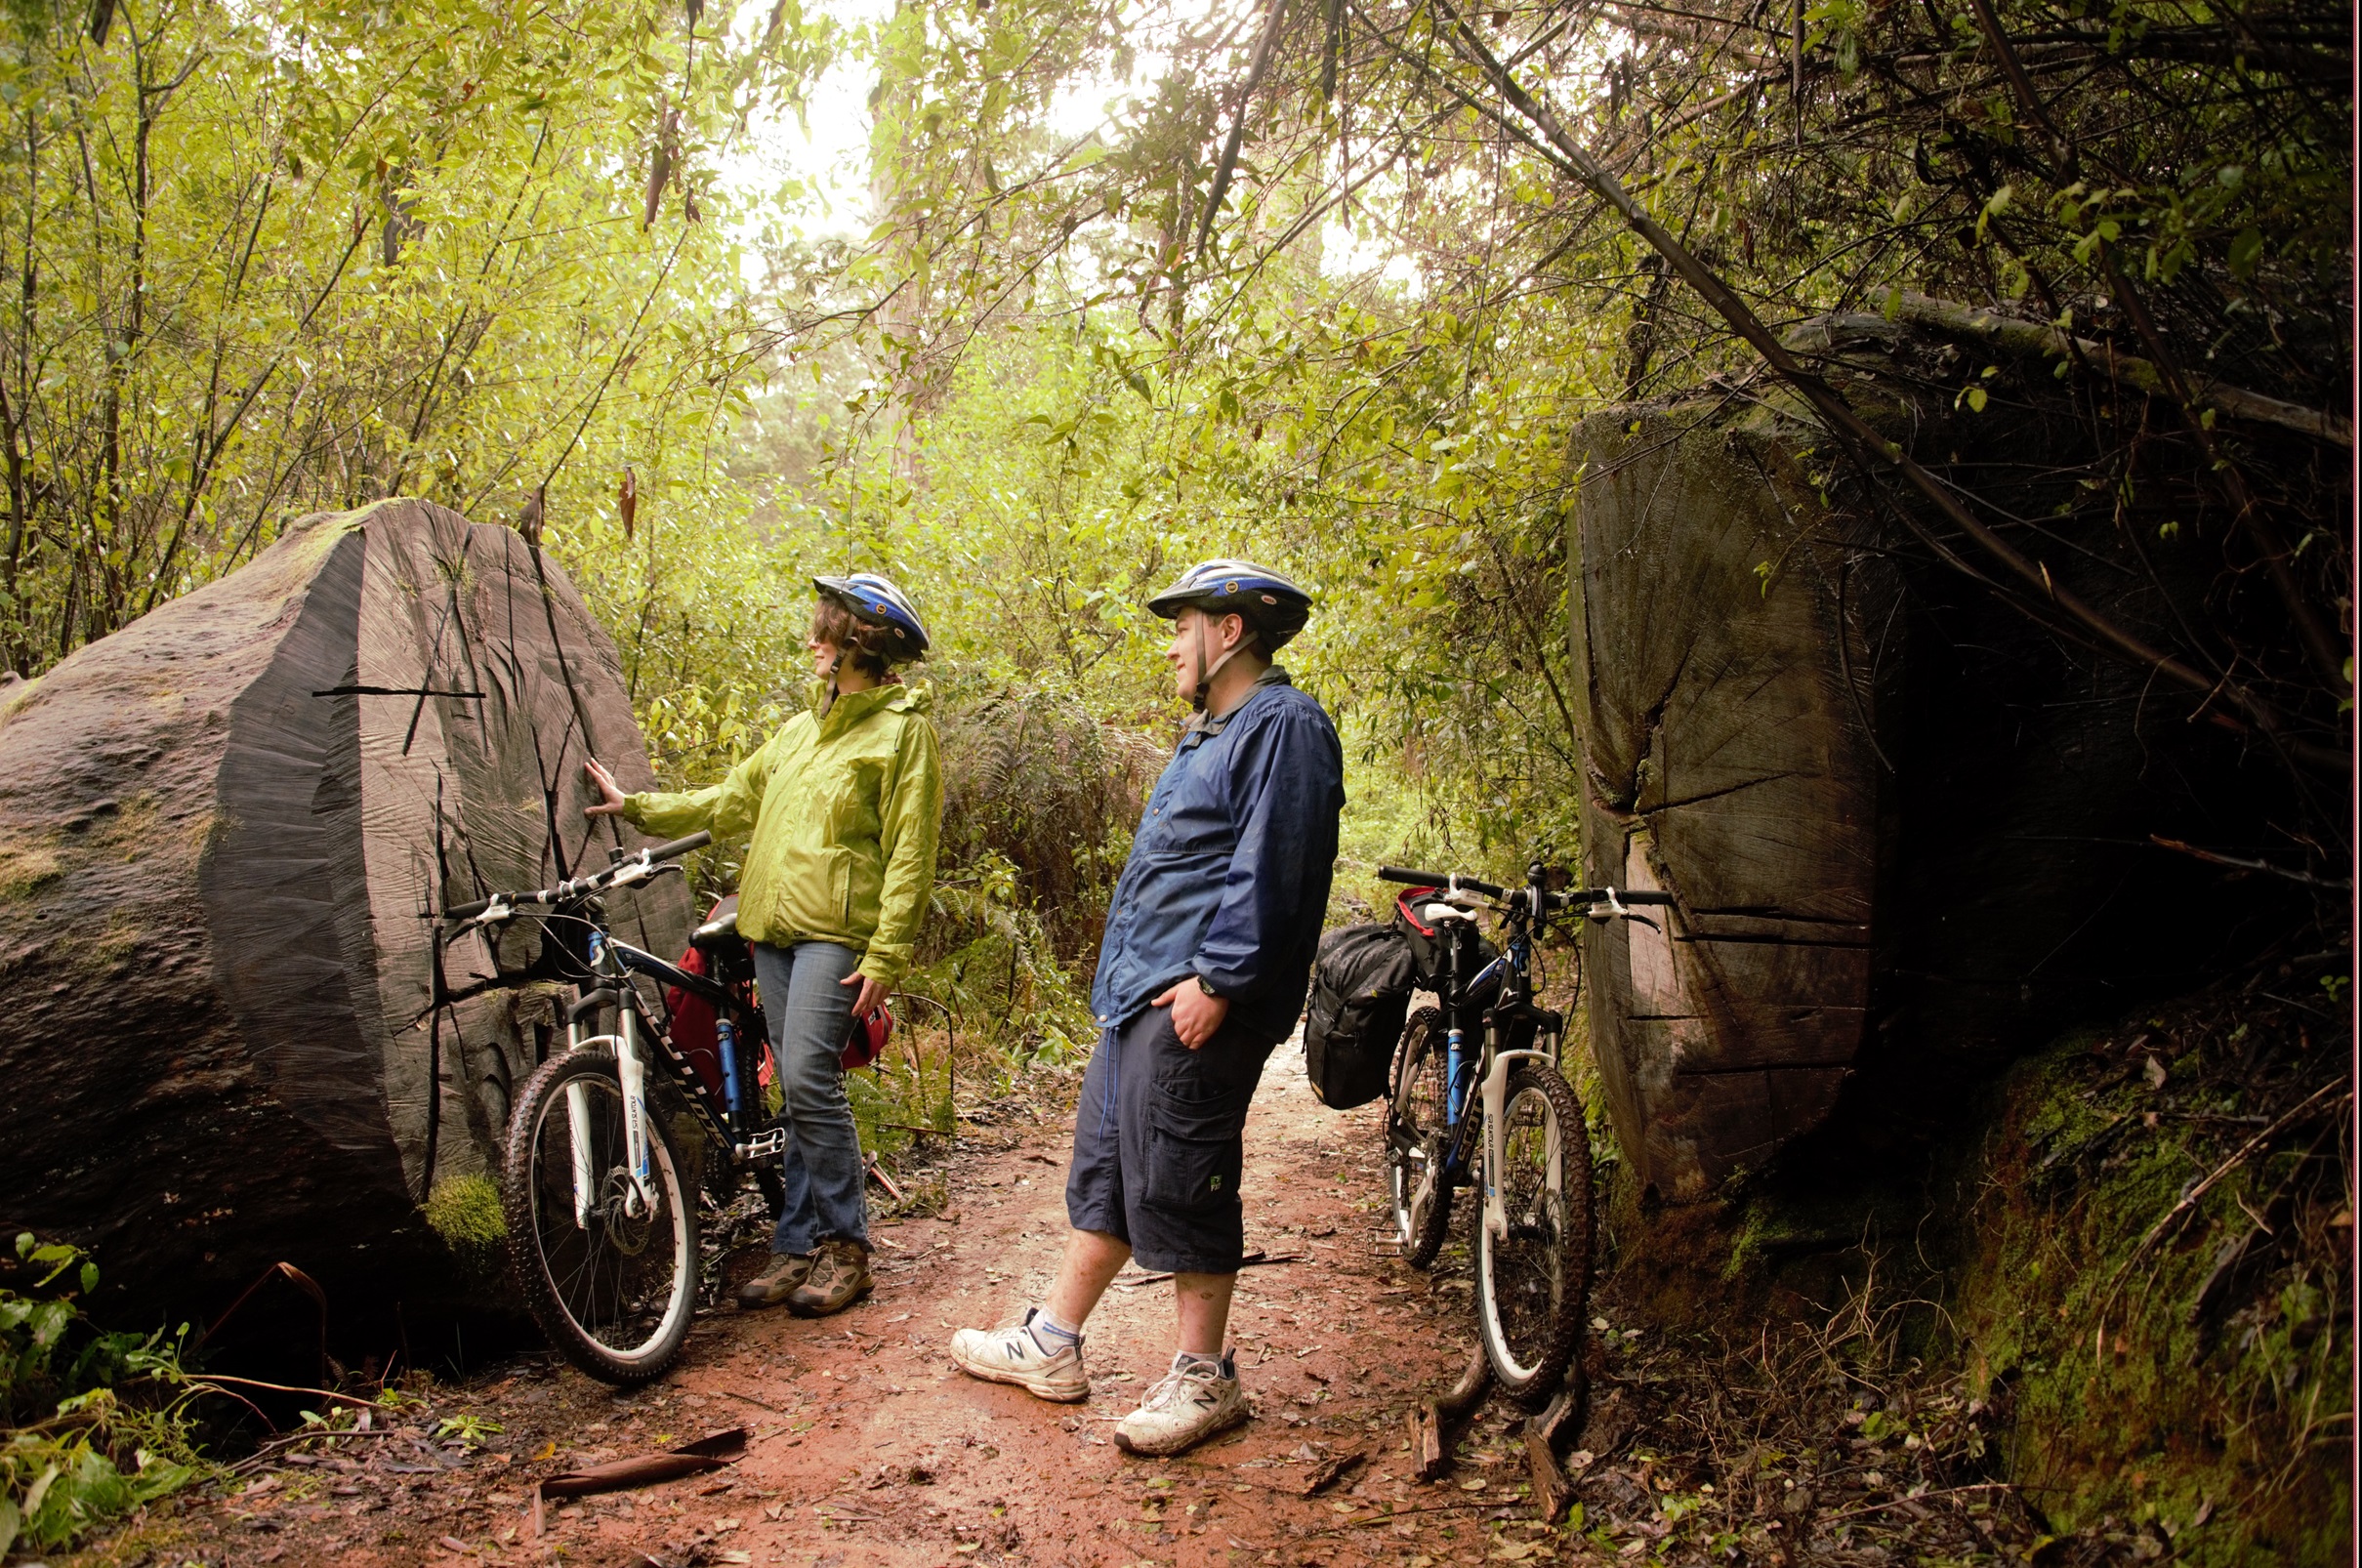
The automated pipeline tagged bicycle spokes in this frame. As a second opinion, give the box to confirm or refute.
[526,1070,682,1352]
[1491,1086,1566,1328]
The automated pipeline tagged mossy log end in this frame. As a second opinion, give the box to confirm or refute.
[0,499,690,1320]
[1570,330,2297,1202]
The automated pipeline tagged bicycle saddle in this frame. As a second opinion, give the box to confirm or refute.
[1420,899,1479,925]
[691,895,742,948]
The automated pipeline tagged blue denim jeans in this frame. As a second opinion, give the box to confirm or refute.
[750,940,870,1255]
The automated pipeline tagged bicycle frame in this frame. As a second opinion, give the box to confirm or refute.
[1424,897,1565,1245]
[555,925,767,1230]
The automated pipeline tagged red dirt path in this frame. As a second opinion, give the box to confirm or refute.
[149,1045,1568,1568]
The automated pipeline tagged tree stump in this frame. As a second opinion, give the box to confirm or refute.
[0,499,691,1320]
[1569,320,2299,1201]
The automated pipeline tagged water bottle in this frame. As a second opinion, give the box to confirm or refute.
[719,1016,747,1127]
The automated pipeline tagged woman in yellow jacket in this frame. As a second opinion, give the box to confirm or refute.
[585,574,942,1318]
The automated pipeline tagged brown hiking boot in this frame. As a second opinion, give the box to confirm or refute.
[735,1251,815,1309]
[786,1238,872,1318]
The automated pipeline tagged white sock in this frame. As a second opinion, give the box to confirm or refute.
[1027,1306,1082,1354]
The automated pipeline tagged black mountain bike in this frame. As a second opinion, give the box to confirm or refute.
[442,830,790,1383]
[1378,861,1674,1406]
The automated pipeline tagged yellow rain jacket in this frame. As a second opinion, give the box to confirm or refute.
[621,681,943,991]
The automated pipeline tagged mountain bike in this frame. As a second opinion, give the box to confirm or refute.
[442,830,793,1384]
[1377,862,1673,1407]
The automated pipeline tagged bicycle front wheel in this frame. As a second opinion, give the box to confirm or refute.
[1475,1059,1593,1408]
[502,1049,698,1384]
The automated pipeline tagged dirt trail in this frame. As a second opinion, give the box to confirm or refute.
[146,1042,1575,1568]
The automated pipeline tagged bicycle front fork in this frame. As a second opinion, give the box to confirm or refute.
[565,934,657,1226]
[1448,1024,1554,1245]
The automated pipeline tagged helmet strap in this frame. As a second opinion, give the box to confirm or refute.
[818,645,846,718]
[1187,610,1251,714]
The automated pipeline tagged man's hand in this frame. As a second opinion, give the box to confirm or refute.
[583,759,628,817]
[840,970,888,1020]
[1151,979,1229,1050]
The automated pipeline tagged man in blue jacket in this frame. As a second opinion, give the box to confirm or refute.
[950,559,1345,1457]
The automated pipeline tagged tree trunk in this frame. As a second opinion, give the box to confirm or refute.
[0,498,691,1321]
[1569,317,2304,1201]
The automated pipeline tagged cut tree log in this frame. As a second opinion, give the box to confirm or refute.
[1569,325,2304,1201]
[0,499,691,1321]
[1569,401,1896,1201]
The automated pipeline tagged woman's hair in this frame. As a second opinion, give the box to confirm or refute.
[809,597,896,681]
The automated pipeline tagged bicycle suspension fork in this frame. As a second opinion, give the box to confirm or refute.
[563,932,657,1225]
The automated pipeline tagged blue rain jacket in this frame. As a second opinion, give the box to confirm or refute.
[1090,666,1347,1044]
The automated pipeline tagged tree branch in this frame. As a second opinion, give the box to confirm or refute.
[1425,0,2341,770]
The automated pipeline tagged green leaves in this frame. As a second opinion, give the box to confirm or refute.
[3,1238,206,1555]
[2225,226,2264,277]
[0,0,835,668]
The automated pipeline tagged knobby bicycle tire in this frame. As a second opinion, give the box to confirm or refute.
[1387,1007,1454,1269]
[1475,1058,1593,1409]
[502,1049,699,1384]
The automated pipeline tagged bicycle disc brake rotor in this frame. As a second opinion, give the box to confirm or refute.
[593,1169,656,1257]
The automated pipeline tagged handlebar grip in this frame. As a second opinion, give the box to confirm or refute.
[644,831,713,862]
[444,895,494,921]
[1617,890,1677,905]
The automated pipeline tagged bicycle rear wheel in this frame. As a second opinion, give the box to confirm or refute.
[1475,1059,1593,1408]
[1386,1007,1453,1269]
[502,1049,698,1384]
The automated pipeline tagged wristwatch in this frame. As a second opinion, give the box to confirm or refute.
[1194,974,1221,999]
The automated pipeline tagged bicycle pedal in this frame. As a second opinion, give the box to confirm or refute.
[734,1128,788,1159]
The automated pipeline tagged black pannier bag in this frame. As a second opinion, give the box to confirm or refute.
[1303,924,1419,1110]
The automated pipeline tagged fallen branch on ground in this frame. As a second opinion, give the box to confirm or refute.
[188,1375,381,1411]
[1815,1481,2018,1524]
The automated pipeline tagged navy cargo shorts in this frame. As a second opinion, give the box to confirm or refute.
[1064,1004,1276,1274]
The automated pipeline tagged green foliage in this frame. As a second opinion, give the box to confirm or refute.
[0,0,838,673]
[747,0,2347,876]
[431,1412,503,1448]
[1,1236,205,1556]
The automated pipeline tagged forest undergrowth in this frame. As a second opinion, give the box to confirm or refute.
[1568,941,2352,1566]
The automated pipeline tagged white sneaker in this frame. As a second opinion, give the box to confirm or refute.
[948,1308,1090,1403]
[1113,1356,1249,1457]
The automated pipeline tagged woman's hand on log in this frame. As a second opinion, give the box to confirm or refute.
[841,971,888,1020]
[583,759,628,817]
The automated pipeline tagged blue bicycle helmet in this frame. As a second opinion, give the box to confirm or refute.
[1145,558,1312,650]
[813,572,930,661]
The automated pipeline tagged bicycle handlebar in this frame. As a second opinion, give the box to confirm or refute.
[443,831,713,924]
[1378,864,1678,914]
[1378,865,1505,898]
